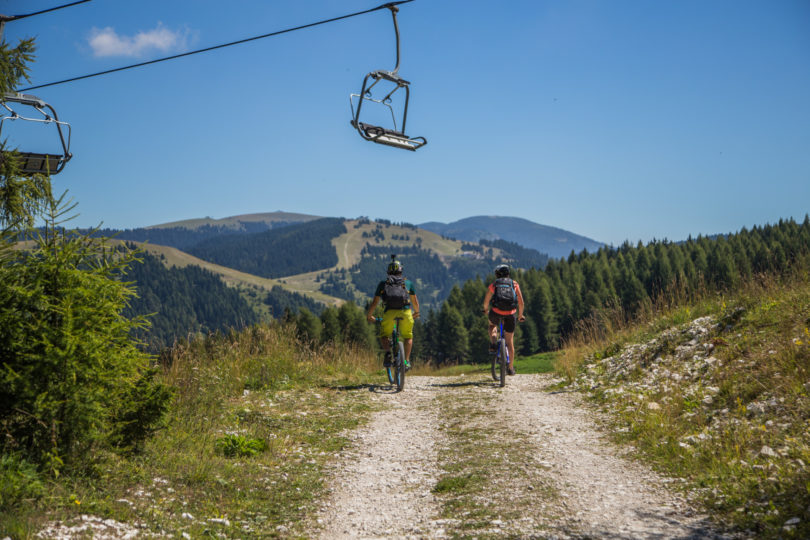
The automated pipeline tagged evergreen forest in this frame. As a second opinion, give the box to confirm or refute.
[409,218,810,364]
[188,218,346,278]
[120,249,260,351]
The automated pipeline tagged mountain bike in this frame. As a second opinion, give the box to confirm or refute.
[375,316,406,392]
[490,315,509,387]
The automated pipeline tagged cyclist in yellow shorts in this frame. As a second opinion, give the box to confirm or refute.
[366,257,420,369]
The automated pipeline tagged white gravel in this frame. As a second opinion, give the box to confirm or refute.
[316,373,731,539]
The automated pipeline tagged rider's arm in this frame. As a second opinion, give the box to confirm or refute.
[482,288,493,313]
[367,296,381,321]
[517,286,526,321]
[410,294,420,318]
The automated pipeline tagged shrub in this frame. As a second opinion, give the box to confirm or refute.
[0,454,43,510]
[0,195,172,472]
[215,434,268,457]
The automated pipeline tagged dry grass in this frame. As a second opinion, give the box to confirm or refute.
[558,271,810,538]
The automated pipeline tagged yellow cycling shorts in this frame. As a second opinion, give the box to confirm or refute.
[380,309,414,339]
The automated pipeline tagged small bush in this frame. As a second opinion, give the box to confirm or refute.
[0,454,43,510]
[215,434,267,457]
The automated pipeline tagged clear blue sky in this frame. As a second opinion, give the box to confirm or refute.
[4,0,809,245]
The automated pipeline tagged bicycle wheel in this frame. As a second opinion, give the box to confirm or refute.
[394,341,406,392]
[491,346,500,382]
[386,364,395,385]
[498,339,507,387]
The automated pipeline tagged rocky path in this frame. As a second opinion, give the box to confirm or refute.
[316,373,727,539]
[501,375,724,539]
[316,376,446,539]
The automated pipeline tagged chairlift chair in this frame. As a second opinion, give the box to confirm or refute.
[350,4,426,151]
[0,92,72,175]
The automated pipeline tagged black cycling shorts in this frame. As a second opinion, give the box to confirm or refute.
[488,311,516,333]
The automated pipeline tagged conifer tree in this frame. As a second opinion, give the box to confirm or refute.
[0,42,171,472]
[437,305,468,363]
[319,306,341,344]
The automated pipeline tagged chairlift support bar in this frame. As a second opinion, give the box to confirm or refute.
[1,92,73,175]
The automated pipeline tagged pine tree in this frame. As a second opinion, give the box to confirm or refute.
[319,306,341,344]
[437,305,469,363]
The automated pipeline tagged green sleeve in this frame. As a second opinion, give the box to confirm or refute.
[374,281,385,297]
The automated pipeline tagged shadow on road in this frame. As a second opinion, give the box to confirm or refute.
[328,382,401,394]
[428,379,500,389]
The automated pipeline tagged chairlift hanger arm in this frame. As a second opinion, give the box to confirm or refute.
[0,92,73,174]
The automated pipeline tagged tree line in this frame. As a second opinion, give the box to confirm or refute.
[413,217,810,363]
[120,248,260,351]
[188,218,346,278]
[291,217,810,364]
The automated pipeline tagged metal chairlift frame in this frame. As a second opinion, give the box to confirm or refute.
[350,4,426,151]
[0,92,72,175]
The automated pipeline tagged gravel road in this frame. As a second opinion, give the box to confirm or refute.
[315,373,729,539]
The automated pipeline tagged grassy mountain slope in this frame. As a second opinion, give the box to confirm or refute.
[147,211,321,231]
[420,215,604,259]
[187,218,346,279]
[121,241,343,306]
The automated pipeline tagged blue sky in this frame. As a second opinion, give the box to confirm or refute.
[3,0,809,246]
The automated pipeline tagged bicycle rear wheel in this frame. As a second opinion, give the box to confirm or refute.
[498,339,507,387]
[394,341,406,391]
[491,348,500,382]
[386,365,395,384]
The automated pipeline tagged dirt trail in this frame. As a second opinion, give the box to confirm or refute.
[316,376,447,539]
[501,375,725,539]
[316,373,727,539]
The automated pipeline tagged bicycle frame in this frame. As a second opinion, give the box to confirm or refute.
[375,316,406,392]
[491,315,509,387]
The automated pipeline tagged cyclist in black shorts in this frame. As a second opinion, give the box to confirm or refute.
[481,264,525,375]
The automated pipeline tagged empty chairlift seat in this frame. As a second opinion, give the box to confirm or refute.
[0,92,72,175]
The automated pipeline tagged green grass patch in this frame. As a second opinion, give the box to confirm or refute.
[519,351,558,373]
[565,274,810,538]
[433,473,477,493]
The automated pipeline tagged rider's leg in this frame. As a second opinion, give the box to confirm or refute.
[380,336,391,351]
[505,331,516,367]
[404,338,413,361]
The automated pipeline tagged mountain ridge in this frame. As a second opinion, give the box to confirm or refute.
[419,215,604,259]
[140,212,602,259]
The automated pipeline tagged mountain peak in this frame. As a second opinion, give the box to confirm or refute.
[419,216,603,258]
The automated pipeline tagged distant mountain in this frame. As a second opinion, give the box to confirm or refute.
[419,216,604,259]
[89,212,323,251]
[148,211,321,231]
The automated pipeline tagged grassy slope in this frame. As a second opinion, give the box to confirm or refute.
[266,219,485,302]
[557,275,810,538]
[147,211,321,230]
[119,220,482,309]
[119,241,344,306]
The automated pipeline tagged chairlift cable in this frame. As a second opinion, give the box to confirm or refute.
[3,0,92,22]
[20,0,414,92]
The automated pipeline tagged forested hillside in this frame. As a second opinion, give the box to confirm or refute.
[122,249,260,350]
[188,218,346,278]
[411,217,810,363]
[319,238,548,309]
[90,223,274,250]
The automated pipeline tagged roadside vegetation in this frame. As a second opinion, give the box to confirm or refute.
[557,271,810,538]
[1,324,381,538]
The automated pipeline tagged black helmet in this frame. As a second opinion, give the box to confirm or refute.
[387,255,403,275]
[494,264,510,278]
